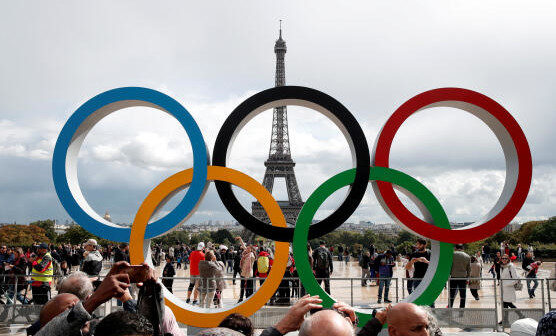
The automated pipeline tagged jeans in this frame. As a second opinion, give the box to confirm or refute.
[378,278,391,300]
[226,260,234,273]
[6,284,29,304]
[448,279,467,308]
[526,274,538,297]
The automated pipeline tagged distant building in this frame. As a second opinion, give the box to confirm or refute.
[104,210,112,223]
[54,224,70,235]
[503,222,521,233]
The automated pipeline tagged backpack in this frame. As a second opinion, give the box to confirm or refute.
[316,248,330,270]
[257,255,270,273]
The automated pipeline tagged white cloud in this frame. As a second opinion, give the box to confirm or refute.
[0,1,555,225]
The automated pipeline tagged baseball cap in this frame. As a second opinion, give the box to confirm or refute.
[38,243,49,250]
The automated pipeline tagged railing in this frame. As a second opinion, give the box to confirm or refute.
[0,273,554,330]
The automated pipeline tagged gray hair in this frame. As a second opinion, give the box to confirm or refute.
[57,271,94,300]
[421,306,442,336]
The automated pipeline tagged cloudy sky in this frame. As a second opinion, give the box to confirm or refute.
[1,1,555,230]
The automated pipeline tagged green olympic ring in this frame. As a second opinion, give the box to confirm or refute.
[293,166,453,327]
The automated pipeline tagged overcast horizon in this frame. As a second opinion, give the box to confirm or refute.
[1,2,555,230]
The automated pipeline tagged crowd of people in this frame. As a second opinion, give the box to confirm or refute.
[0,236,555,335]
[0,237,552,309]
[5,262,556,336]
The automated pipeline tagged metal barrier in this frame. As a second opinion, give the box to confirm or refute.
[1,273,553,330]
[500,277,546,328]
[547,278,556,311]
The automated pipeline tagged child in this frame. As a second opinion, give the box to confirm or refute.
[162,256,176,293]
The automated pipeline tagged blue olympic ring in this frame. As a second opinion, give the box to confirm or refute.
[52,87,209,242]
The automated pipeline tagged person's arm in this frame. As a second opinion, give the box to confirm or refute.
[405,258,415,270]
[328,250,333,274]
[33,254,52,273]
[35,302,92,336]
[357,304,391,336]
[260,295,323,336]
[466,259,471,278]
[236,237,246,250]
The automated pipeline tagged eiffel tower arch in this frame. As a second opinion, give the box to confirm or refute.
[248,24,304,242]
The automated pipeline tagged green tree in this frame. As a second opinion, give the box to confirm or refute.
[0,224,49,246]
[29,219,57,242]
[211,229,235,244]
[57,225,93,245]
[529,217,556,243]
[396,230,416,245]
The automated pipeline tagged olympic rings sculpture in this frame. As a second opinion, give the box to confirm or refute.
[52,86,532,328]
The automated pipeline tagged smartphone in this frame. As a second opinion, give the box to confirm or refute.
[120,265,150,283]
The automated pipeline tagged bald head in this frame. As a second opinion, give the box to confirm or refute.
[40,293,80,327]
[387,303,429,336]
[299,310,353,336]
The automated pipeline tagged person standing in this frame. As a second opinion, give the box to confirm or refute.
[30,243,53,304]
[449,244,471,308]
[337,245,344,262]
[517,244,523,261]
[469,256,482,300]
[312,241,333,294]
[401,253,414,294]
[168,245,175,260]
[226,247,234,273]
[494,251,502,283]
[369,244,376,256]
[360,251,371,286]
[186,242,205,305]
[198,250,225,308]
[162,255,176,293]
[81,239,103,288]
[522,252,540,299]
[6,247,28,304]
[255,247,272,286]
[406,238,431,292]
[113,243,129,263]
[376,251,394,303]
[233,246,241,285]
[500,254,525,327]
[237,237,256,302]
[483,244,491,263]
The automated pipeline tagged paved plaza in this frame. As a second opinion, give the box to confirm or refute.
[160,258,554,311]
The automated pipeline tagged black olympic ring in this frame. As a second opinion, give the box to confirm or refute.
[213,86,370,242]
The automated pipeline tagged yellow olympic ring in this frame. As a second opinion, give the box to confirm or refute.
[129,166,289,327]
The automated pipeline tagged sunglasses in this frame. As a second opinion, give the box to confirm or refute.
[502,257,509,260]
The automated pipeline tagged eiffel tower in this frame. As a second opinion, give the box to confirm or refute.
[249,23,304,239]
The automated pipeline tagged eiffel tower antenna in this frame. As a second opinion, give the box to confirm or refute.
[251,23,304,233]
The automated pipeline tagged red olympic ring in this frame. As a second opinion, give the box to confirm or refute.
[372,88,532,243]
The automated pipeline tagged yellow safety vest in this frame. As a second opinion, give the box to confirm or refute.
[31,252,54,283]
